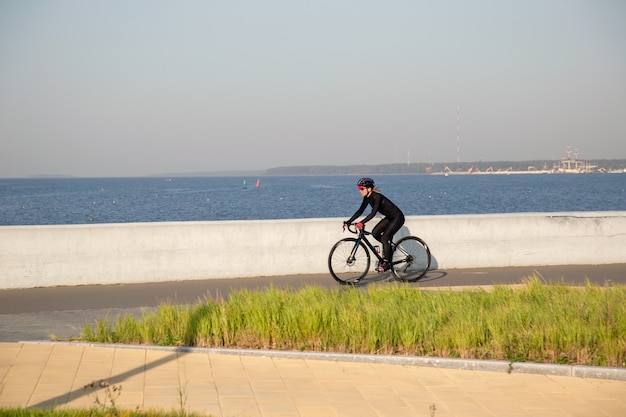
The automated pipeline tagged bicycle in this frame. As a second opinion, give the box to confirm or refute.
[328,223,431,285]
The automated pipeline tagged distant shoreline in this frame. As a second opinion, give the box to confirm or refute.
[261,159,626,177]
[13,158,626,179]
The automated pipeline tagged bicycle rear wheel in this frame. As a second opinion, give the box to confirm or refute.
[328,238,370,285]
[391,236,431,282]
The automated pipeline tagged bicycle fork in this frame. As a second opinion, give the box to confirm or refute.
[347,239,362,266]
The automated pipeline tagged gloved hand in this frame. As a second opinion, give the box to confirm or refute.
[355,222,364,230]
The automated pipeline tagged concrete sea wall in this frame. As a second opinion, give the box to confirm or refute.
[1,211,625,289]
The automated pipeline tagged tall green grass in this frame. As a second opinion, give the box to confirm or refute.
[81,278,626,367]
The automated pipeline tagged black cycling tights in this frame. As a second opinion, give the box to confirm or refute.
[371,216,405,262]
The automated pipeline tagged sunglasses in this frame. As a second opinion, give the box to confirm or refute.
[357,186,366,190]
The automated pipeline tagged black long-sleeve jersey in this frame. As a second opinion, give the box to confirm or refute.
[347,192,404,224]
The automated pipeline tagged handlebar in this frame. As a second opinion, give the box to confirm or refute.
[343,223,370,235]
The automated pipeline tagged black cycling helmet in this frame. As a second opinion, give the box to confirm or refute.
[357,177,375,188]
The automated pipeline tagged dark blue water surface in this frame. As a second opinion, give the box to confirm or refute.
[0,174,624,225]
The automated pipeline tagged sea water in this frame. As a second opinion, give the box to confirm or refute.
[0,174,624,226]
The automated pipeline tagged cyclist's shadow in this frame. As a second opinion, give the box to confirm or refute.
[358,225,447,286]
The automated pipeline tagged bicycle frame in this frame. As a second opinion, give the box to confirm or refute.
[345,224,393,264]
[345,224,410,269]
[352,229,384,261]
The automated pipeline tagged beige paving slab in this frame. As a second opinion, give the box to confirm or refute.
[297,405,339,417]
[1,342,626,417]
[283,376,323,392]
[217,395,261,417]
[330,403,378,417]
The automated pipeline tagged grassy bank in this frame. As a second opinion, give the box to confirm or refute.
[81,278,626,367]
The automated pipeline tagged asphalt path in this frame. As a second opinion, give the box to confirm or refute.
[1,264,624,342]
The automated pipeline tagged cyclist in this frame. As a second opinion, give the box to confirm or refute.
[344,177,405,272]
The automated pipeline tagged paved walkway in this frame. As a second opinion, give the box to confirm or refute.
[1,342,625,416]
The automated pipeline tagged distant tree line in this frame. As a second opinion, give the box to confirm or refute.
[264,159,626,176]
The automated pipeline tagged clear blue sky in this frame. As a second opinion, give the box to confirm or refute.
[1,0,624,177]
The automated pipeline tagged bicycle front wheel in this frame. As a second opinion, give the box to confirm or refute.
[391,236,431,282]
[328,238,370,285]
